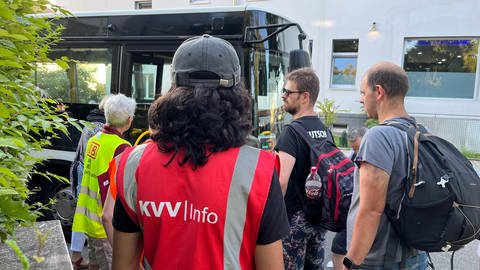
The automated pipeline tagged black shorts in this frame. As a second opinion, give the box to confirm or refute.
[331,229,347,255]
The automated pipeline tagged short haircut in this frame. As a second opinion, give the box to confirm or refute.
[347,126,368,141]
[104,94,136,128]
[98,94,112,111]
[285,67,319,105]
[365,62,409,98]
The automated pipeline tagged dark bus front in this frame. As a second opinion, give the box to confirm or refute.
[32,6,307,235]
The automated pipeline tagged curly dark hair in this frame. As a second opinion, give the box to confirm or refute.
[148,84,252,169]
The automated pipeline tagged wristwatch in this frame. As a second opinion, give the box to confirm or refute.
[343,257,361,269]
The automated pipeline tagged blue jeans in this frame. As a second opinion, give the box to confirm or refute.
[359,252,428,270]
[71,163,87,253]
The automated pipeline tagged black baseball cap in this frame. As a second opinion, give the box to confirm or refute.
[171,34,241,88]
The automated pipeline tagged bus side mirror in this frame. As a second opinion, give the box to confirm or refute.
[288,49,311,72]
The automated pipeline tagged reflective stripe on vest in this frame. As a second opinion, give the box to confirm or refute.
[121,143,148,222]
[224,146,260,269]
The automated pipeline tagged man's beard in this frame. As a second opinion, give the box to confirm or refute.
[284,102,298,116]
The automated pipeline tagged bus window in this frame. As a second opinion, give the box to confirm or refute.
[130,52,173,103]
[132,63,158,103]
[36,48,113,104]
[160,62,172,95]
[251,48,290,144]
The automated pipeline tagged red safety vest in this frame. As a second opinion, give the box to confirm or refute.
[116,143,278,269]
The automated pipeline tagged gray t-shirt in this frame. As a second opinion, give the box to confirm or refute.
[346,118,418,266]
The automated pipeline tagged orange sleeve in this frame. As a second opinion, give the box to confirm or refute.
[108,158,117,199]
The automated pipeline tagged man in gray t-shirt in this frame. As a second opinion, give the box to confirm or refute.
[342,62,428,270]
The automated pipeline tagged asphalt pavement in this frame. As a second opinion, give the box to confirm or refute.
[324,231,479,270]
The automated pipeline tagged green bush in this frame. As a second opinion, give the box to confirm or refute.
[338,131,348,147]
[461,148,480,159]
[316,98,349,128]
[364,118,379,128]
[0,0,71,267]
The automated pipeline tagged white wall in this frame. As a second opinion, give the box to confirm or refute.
[57,0,238,12]
[245,0,480,119]
[56,0,133,11]
[53,0,480,119]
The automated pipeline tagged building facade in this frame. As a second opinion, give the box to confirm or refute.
[53,0,480,152]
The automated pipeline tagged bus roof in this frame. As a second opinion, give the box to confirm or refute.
[41,5,292,42]
[35,5,279,19]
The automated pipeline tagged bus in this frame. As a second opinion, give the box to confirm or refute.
[31,6,310,237]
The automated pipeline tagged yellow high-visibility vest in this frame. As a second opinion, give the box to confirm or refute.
[72,131,130,238]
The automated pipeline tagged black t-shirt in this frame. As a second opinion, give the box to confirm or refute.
[274,116,332,221]
[113,170,289,245]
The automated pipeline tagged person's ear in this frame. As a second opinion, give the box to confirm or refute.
[376,85,386,100]
[128,115,134,127]
[302,91,310,103]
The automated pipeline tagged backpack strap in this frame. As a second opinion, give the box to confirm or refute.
[381,119,423,198]
[289,119,335,144]
[288,120,331,168]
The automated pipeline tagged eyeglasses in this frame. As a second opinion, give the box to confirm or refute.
[282,88,305,96]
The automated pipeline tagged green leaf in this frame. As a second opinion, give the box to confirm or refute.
[0,187,19,197]
[0,167,17,180]
[41,120,51,132]
[0,4,14,21]
[5,239,30,270]
[0,47,16,57]
[7,34,29,41]
[0,197,37,221]
[0,103,10,118]
[0,138,19,149]
[0,73,8,82]
[0,60,22,68]
[0,137,25,150]
[55,59,69,70]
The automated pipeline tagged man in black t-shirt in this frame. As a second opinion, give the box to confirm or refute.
[275,67,330,270]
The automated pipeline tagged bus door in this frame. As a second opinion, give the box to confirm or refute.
[244,23,310,149]
[121,47,175,144]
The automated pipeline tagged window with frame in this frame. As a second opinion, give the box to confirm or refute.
[35,48,113,104]
[330,39,358,88]
[130,52,172,104]
[403,38,479,99]
[134,1,152,10]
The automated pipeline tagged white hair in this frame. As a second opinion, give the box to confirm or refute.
[98,94,113,111]
[104,94,136,128]
[347,126,368,141]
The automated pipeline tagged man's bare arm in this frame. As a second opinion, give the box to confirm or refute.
[255,240,285,270]
[343,162,389,268]
[111,229,142,270]
[102,190,115,246]
[277,151,296,196]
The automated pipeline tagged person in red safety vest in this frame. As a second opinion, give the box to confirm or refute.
[111,34,289,270]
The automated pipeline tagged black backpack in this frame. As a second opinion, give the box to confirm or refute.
[383,119,480,252]
[289,120,354,232]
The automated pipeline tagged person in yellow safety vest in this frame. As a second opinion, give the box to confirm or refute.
[72,93,136,270]
[103,126,156,246]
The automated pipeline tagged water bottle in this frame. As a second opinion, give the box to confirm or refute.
[305,166,322,199]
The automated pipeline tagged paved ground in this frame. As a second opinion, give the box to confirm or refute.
[324,231,479,270]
